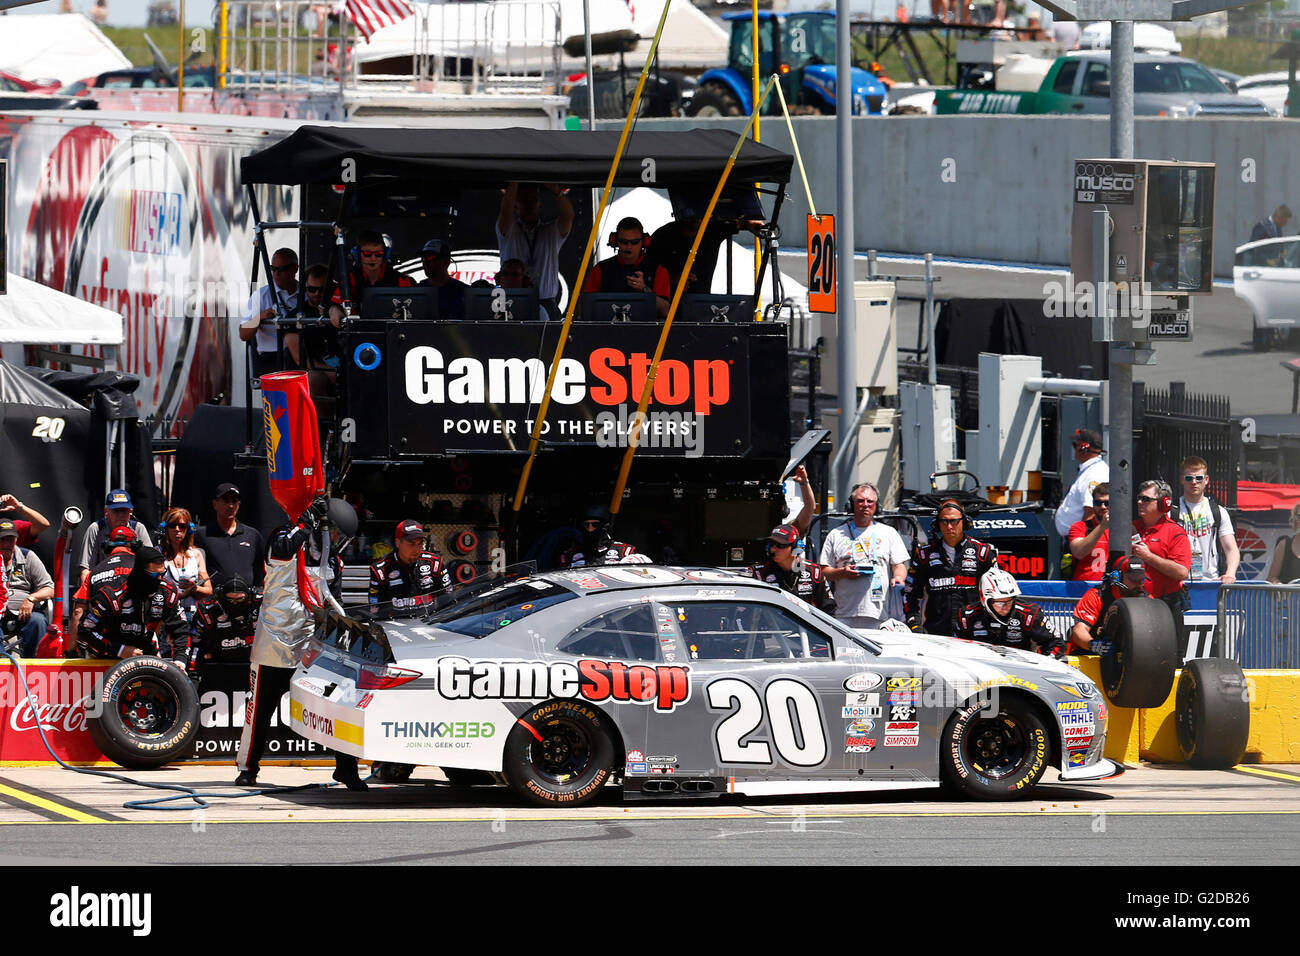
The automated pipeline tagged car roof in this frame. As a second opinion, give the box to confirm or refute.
[1236,235,1298,254]
[537,565,777,596]
[1065,52,1201,64]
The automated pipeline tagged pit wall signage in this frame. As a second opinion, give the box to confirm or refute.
[385,323,753,456]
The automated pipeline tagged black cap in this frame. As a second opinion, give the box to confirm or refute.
[136,546,164,565]
[1112,554,1145,576]
[0,519,17,538]
[1073,428,1104,452]
[421,238,451,258]
[395,519,425,541]
[214,482,241,499]
[217,573,252,595]
[766,524,799,547]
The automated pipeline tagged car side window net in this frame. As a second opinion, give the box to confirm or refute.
[669,601,830,661]
[558,604,662,662]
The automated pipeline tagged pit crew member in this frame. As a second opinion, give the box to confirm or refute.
[904,499,998,636]
[558,506,640,568]
[195,574,259,663]
[78,546,195,668]
[1054,428,1109,538]
[1069,554,1152,655]
[235,497,365,790]
[1132,479,1193,617]
[369,519,451,611]
[746,524,836,615]
[954,568,1065,656]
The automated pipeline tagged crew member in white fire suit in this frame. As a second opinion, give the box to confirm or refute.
[235,496,365,789]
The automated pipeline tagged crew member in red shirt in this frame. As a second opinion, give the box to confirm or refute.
[1066,483,1110,581]
[582,217,671,318]
[341,230,412,303]
[1070,554,1153,655]
[1132,479,1192,617]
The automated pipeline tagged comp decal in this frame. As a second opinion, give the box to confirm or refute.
[434,657,691,712]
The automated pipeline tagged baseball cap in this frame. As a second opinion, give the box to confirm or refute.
[1111,554,1145,576]
[395,519,425,541]
[214,482,241,499]
[105,489,133,509]
[766,524,799,547]
[0,519,18,539]
[107,525,138,545]
[421,238,451,258]
[1073,428,1104,451]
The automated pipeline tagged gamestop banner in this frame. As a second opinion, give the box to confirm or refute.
[363,323,756,457]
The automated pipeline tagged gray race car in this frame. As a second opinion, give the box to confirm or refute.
[290,566,1117,806]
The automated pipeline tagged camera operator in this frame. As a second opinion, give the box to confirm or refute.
[1,519,55,657]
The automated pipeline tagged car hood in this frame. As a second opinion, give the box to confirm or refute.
[866,629,1082,680]
[1133,91,1270,113]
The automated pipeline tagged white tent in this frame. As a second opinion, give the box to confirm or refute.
[1079,22,1182,54]
[0,274,125,363]
[0,14,131,85]
[628,0,728,70]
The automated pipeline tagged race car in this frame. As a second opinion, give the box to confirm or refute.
[289,566,1117,806]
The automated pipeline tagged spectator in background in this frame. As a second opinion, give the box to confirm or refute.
[1066,483,1110,581]
[194,483,266,588]
[583,217,671,319]
[1,519,55,657]
[161,507,212,622]
[904,498,998,635]
[240,247,300,377]
[417,239,469,320]
[0,494,50,547]
[649,205,760,298]
[1050,16,1081,50]
[1132,479,1192,617]
[286,263,342,369]
[1266,502,1300,584]
[1171,456,1238,585]
[496,182,574,320]
[1250,204,1292,243]
[77,489,153,579]
[821,482,910,629]
[495,258,531,289]
[1054,428,1109,538]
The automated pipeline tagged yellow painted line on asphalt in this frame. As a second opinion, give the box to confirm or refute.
[0,782,107,824]
[0,808,1297,826]
[1234,766,1300,784]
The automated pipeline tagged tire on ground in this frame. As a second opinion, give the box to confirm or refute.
[86,656,199,769]
[502,699,615,807]
[1175,657,1250,769]
[1099,597,1179,708]
[940,695,1051,800]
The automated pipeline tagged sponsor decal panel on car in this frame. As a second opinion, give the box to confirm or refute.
[884,734,920,747]
[844,673,883,692]
[842,705,884,718]
[435,656,691,712]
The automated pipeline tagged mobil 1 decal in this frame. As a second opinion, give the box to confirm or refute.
[394,323,750,456]
[707,677,827,768]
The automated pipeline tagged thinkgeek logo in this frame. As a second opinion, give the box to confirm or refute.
[50,886,152,936]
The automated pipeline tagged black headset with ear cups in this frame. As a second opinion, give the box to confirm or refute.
[607,229,650,250]
[930,499,973,537]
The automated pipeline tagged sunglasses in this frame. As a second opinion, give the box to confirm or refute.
[771,542,792,550]
[937,517,963,526]
[167,522,189,529]
[1092,500,1110,507]
[305,285,324,294]
[1136,495,1159,504]
[1182,475,1207,483]
[271,265,296,273]
[360,250,385,258]
[852,499,877,507]
[616,238,642,246]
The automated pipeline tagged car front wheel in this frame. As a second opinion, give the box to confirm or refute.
[940,697,1051,800]
[502,700,615,807]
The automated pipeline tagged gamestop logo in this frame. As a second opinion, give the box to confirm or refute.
[404,347,731,415]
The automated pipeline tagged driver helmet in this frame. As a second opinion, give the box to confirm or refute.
[979,568,1020,622]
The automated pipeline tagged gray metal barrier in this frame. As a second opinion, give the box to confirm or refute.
[1217,583,1300,669]
[1032,596,1080,642]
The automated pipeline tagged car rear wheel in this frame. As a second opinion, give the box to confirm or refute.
[940,697,1051,800]
[502,700,614,807]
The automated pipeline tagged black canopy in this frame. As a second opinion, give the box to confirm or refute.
[240,126,793,188]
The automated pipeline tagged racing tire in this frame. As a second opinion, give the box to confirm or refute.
[686,86,743,117]
[1099,597,1179,708]
[940,696,1051,800]
[86,656,200,770]
[1175,657,1250,769]
[502,699,615,807]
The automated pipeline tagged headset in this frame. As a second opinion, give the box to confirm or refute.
[159,510,197,538]
[607,226,651,250]
[349,231,394,266]
[930,499,972,537]
[1142,479,1173,515]
[1072,428,1100,453]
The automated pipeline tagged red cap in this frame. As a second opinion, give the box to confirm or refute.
[766,524,799,547]
[395,519,425,541]
[107,525,137,545]
[1111,554,1145,576]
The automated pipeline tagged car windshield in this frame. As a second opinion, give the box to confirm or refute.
[1134,61,1227,95]
[424,581,576,638]
[804,602,882,654]
[1236,238,1299,268]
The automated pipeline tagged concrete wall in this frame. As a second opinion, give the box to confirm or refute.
[617,115,1300,277]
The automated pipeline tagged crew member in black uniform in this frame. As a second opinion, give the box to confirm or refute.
[557,506,640,568]
[954,568,1065,656]
[369,519,451,611]
[72,525,140,612]
[745,524,836,615]
[904,499,999,635]
[78,546,195,669]
[195,573,260,664]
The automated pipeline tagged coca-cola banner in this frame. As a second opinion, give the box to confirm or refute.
[0,660,111,765]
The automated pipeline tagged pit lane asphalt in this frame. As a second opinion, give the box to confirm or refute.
[0,763,1296,865]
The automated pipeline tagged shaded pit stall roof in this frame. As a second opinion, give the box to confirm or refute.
[239,126,793,189]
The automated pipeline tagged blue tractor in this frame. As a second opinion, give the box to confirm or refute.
[687,11,886,117]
